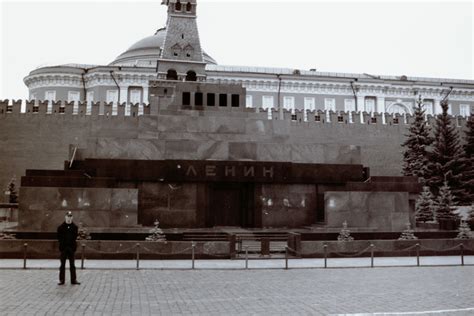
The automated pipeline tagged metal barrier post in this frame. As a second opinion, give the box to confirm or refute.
[192,242,195,270]
[460,244,464,266]
[323,244,328,269]
[23,243,28,269]
[370,244,374,268]
[81,244,85,270]
[136,243,140,271]
[416,243,420,267]
[285,246,288,270]
[245,246,249,270]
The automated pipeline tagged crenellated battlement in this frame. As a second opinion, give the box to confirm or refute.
[0,99,151,117]
[0,99,469,128]
[258,107,468,128]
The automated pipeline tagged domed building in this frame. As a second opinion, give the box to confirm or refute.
[23,0,474,118]
[24,25,216,114]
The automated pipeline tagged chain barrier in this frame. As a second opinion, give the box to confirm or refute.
[463,245,474,252]
[390,244,420,252]
[419,244,463,252]
[332,245,373,258]
[11,240,474,271]
[83,244,137,254]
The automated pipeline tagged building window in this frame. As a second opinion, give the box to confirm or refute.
[32,106,39,113]
[283,96,295,111]
[460,104,471,117]
[166,69,178,81]
[315,115,321,122]
[324,98,336,112]
[175,0,181,11]
[393,118,399,124]
[207,93,215,106]
[219,94,227,107]
[68,91,80,103]
[365,98,376,113]
[338,116,344,123]
[106,90,119,103]
[186,2,192,12]
[86,91,94,104]
[262,96,274,109]
[231,94,240,107]
[183,92,191,106]
[86,91,94,115]
[186,70,197,82]
[291,114,297,121]
[344,99,355,112]
[45,91,56,114]
[371,117,377,124]
[6,105,13,113]
[59,106,65,114]
[195,92,203,106]
[130,89,142,104]
[45,91,56,102]
[304,97,315,111]
[422,100,434,116]
[246,95,253,108]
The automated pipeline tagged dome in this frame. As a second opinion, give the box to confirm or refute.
[110,28,217,66]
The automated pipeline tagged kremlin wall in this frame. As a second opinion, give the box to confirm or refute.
[0,97,467,196]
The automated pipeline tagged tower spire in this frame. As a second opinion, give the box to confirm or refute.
[158,0,206,81]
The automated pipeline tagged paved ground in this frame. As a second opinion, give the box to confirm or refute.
[0,259,473,315]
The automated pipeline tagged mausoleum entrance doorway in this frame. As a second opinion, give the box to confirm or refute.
[206,183,255,228]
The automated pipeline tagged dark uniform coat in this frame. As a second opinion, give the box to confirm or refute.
[57,222,78,252]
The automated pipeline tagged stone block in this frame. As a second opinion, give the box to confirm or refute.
[196,141,228,160]
[165,140,199,159]
[257,143,291,162]
[228,142,257,160]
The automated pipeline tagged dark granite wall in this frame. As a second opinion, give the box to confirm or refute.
[138,182,198,228]
[19,187,138,231]
[324,191,411,232]
[257,184,317,228]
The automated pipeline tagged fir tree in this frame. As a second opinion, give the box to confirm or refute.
[434,181,459,221]
[459,115,474,204]
[456,220,472,239]
[77,222,91,241]
[337,221,354,242]
[426,101,465,203]
[7,178,18,204]
[415,186,435,222]
[146,220,167,242]
[468,204,474,221]
[398,223,418,240]
[401,97,432,184]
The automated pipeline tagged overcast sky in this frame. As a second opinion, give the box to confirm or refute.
[1,0,473,100]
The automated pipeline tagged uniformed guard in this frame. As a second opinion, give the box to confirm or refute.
[57,211,80,285]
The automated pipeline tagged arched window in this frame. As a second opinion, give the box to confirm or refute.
[387,103,411,115]
[186,2,192,12]
[167,69,178,81]
[175,0,181,11]
[186,70,197,82]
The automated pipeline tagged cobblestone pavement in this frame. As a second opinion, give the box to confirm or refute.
[0,266,473,315]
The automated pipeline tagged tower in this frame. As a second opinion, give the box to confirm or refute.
[159,0,206,81]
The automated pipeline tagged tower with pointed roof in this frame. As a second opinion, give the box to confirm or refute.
[158,0,206,81]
